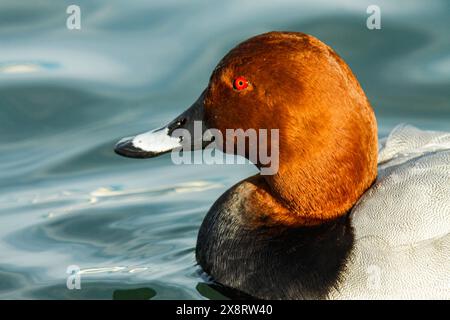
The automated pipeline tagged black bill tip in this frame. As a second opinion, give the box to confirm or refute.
[114,139,161,159]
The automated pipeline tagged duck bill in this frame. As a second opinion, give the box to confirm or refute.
[114,92,209,159]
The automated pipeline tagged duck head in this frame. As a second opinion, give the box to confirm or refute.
[115,31,378,225]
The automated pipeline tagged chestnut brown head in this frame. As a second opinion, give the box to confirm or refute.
[115,31,378,223]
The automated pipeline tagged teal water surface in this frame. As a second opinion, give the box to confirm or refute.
[0,0,449,299]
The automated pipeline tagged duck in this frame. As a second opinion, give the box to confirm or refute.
[114,31,450,299]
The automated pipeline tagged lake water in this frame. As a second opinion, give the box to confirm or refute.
[0,0,449,299]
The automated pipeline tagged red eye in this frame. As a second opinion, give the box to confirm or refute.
[233,76,249,91]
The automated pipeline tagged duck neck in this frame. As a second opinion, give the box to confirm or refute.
[262,131,377,225]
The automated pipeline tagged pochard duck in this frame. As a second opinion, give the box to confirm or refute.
[115,32,450,299]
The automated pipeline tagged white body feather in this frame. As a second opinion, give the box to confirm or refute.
[330,125,450,299]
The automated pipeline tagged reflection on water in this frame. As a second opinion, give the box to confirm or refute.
[0,0,449,299]
[113,287,156,300]
[0,62,58,74]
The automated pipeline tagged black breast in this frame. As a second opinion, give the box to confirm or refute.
[195,187,354,300]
